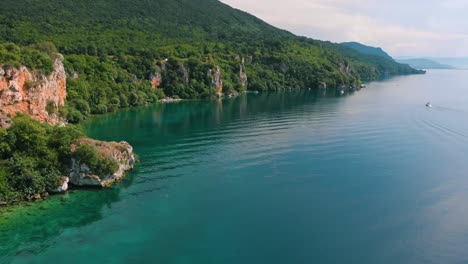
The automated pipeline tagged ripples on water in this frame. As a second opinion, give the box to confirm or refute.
[3,70,468,263]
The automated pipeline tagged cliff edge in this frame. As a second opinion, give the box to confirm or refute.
[0,55,66,127]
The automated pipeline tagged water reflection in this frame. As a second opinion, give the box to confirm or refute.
[85,89,356,143]
[1,88,360,263]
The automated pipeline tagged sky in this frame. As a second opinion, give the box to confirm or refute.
[220,0,468,57]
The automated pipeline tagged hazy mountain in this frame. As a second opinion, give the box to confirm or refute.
[396,58,455,70]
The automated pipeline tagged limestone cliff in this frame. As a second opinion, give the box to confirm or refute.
[208,66,223,97]
[150,72,162,89]
[0,55,66,127]
[69,138,136,188]
[240,57,248,89]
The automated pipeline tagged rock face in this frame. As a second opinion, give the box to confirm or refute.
[240,57,248,89]
[69,139,135,188]
[318,82,327,90]
[339,62,352,74]
[0,55,66,127]
[0,112,11,128]
[150,72,162,89]
[48,177,69,193]
[208,66,223,97]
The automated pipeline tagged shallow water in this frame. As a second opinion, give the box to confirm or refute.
[2,70,468,263]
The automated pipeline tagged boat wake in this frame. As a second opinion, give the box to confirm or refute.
[427,104,465,113]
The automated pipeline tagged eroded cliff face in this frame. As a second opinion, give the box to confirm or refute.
[208,65,223,97]
[69,138,136,188]
[0,55,66,127]
[240,57,248,89]
[150,72,162,89]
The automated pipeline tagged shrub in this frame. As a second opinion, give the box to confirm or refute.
[155,89,166,100]
[24,80,37,89]
[73,144,100,170]
[67,110,84,124]
[92,104,108,114]
[46,100,56,114]
[73,144,119,176]
[73,99,91,117]
[0,166,12,200]
[95,157,119,176]
[7,154,46,196]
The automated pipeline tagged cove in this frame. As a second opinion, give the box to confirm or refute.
[3,70,468,263]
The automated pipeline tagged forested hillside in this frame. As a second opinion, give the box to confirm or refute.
[341,42,394,61]
[0,0,423,122]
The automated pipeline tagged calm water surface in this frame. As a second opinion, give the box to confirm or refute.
[2,70,468,263]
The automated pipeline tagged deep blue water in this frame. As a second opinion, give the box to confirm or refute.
[2,70,468,263]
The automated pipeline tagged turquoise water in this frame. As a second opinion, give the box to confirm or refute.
[2,70,468,263]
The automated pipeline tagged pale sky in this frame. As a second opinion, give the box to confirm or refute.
[220,0,468,57]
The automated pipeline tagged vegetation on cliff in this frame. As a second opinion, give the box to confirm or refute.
[0,0,423,123]
[0,42,55,75]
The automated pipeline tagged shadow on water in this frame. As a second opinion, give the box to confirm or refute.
[0,171,138,263]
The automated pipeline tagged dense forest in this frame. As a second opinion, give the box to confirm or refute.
[0,0,423,122]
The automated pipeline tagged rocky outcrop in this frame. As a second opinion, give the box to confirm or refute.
[48,177,69,193]
[69,139,135,188]
[208,66,223,97]
[339,62,352,74]
[150,72,162,89]
[318,82,327,90]
[0,55,66,126]
[0,112,11,128]
[179,64,189,84]
[240,57,248,88]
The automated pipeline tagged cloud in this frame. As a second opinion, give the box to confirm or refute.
[221,0,468,57]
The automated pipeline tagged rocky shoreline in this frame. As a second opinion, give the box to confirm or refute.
[0,54,137,207]
[0,139,135,207]
[69,139,136,188]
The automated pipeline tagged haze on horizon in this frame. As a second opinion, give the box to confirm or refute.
[221,0,468,58]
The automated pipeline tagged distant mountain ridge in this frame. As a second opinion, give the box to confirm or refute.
[341,42,394,61]
[396,58,455,70]
[395,56,468,69]
[427,57,468,69]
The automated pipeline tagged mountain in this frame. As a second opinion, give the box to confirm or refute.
[341,42,394,61]
[396,58,455,69]
[425,57,468,69]
[0,1,422,120]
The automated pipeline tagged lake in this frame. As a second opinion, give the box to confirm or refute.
[2,70,468,263]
